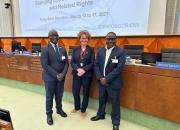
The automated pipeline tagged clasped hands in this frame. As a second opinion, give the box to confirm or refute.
[77,68,85,77]
[57,73,65,81]
[100,77,108,86]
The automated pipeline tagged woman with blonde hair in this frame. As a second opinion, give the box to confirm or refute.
[70,30,95,118]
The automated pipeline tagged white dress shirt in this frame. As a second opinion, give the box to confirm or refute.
[50,42,60,53]
[103,46,114,76]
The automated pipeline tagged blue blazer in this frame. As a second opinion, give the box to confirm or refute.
[40,43,69,81]
[71,45,95,77]
[95,46,125,89]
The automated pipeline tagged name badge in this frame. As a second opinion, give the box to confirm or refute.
[111,56,118,63]
[62,56,66,60]
[80,63,84,67]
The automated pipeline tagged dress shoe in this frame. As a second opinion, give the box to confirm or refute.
[57,109,67,117]
[47,115,53,125]
[90,115,105,121]
[113,125,119,130]
[80,112,87,119]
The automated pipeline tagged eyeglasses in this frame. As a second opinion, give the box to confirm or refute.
[106,38,116,41]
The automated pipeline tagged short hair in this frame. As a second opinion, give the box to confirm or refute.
[77,30,91,40]
[48,29,59,37]
[107,32,116,38]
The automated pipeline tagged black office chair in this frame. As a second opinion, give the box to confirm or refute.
[11,41,21,52]
[68,46,78,56]
[124,44,144,59]
[161,48,180,63]
[0,46,3,53]
[32,43,41,53]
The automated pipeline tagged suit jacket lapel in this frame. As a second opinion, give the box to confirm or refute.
[77,46,81,61]
[106,46,117,67]
[48,43,56,57]
[101,47,106,70]
[48,43,59,62]
[85,45,90,59]
[58,46,62,57]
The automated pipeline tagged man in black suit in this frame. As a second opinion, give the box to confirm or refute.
[40,29,69,125]
[90,32,125,130]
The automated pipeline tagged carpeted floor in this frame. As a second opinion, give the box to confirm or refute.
[0,84,151,130]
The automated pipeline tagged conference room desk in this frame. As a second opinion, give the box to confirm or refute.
[0,53,179,123]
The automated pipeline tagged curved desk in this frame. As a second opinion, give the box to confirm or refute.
[0,54,179,123]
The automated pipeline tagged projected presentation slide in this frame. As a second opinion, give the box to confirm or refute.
[19,0,150,36]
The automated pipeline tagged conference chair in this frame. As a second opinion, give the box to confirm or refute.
[32,43,41,53]
[68,46,78,56]
[161,48,180,63]
[124,44,144,59]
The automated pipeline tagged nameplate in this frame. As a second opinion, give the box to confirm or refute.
[156,62,180,70]
[23,51,32,55]
[4,50,13,54]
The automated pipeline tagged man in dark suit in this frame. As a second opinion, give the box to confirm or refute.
[40,29,69,125]
[90,32,125,130]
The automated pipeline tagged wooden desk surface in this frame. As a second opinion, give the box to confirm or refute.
[0,53,179,123]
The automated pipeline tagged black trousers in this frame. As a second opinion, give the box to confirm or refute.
[97,85,121,125]
[72,76,92,112]
[44,80,64,115]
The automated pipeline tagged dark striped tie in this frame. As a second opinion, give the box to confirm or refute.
[54,44,60,61]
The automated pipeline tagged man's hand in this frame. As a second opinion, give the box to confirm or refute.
[57,73,65,81]
[77,68,85,77]
[100,78,108,86]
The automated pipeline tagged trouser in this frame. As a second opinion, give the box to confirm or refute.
[97,85,121,125]
[44,80,64,115]
[72,76,92,112]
